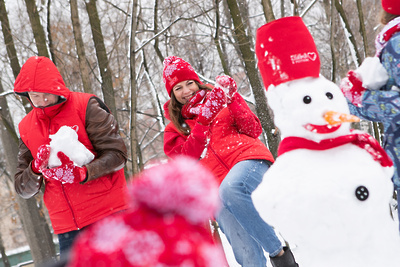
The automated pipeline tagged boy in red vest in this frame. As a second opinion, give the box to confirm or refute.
[14,56,128,256]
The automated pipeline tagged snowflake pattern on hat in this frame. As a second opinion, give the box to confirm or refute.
[123,230,165,265]
[67,156,228,267]
[163,56,201,96]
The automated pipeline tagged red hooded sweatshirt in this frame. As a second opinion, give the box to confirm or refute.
[14,56,128,234]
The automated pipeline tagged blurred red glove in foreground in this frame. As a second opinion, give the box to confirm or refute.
[215,75,237,103]
[32,144,50,173]
[42,152,87,184]
[340,70,366,107]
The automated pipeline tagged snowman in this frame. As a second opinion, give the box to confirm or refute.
[253,16,400,267]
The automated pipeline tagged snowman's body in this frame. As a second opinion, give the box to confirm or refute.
[252,76,400,266]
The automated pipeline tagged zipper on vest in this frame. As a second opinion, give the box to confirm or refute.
[61,184,80,230]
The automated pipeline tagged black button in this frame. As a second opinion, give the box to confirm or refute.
[355,186,369,201]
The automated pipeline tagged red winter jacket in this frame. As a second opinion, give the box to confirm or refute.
[164,92,274,184]
[14,56,128,234]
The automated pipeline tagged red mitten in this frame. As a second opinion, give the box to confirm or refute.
[197,87,226,125]
[32,144,51,173]
[340,70,367,107]
[215,75,237,103]
[42,152,87,184]
[181,89,207,119]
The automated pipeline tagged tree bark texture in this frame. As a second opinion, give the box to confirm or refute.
[85,0,117,116]
[225,0,280,158]
[0,80,56,265]
[70,0,93,94]
[130,0,141,175]
[24,0,50,58]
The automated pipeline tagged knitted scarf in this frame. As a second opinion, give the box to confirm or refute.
[278,132,393,167]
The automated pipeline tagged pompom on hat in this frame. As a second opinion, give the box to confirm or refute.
[255,16,320,90]
[382,0,400,15]
[67,156,227,267]
[163,56,202,96]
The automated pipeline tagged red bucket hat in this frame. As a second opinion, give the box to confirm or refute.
[255,16,320,90]
[163,56,202,97]
[382,0,400,15]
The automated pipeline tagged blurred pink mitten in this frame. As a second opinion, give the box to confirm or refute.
[42,152,87,184]
[181,89,207,119]
[340,70,367,107]
[32,144,50,173]
[197,87,226,125]
[215,75,237,103]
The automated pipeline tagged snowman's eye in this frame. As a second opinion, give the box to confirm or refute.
[326,92,333,99]
[303,96,312,104]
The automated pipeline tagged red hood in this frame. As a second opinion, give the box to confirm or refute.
[14,56,71,100]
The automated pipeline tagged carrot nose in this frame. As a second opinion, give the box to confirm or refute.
[324,111,360,125]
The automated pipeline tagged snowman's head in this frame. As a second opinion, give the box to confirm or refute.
[266,76,359,142]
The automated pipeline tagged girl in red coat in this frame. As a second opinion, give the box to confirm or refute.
[162,56,298,267]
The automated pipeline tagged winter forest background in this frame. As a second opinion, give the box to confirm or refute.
[0,0,386,265]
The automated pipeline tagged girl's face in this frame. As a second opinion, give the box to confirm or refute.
[28,92,59,108]
[172,80,200,105]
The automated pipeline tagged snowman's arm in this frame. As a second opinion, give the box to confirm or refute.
[228,93,262,138]
[164,121,209,158]
[84,98,127,182]
[348,90,400,125]
[14,139,44,199]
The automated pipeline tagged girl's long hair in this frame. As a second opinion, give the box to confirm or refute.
[380,9,399,25]
[168,81,212,135]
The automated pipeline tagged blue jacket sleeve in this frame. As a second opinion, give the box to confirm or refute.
[349,90,400,126]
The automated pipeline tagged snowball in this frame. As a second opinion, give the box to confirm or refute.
[48,126,94,167]
[355,57,389,90]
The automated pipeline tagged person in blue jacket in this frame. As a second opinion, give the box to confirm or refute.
[341,0,400,229]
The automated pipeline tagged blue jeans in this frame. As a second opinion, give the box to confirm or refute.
[58,228,84,256]
[216,160,282,267]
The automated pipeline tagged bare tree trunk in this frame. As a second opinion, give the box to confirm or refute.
[47,0,57,64]
[356,0,370,57]
[0,0,20,78]
[0,234,10,267]
[214,0,230,75]
[85,0,117,116]
[0,0,31,114]
[292,0,299,16]
[334,0,362,67]
[0,79,57,265]
[130,0,140,175]
[153,0,164,63]
[323,0,337,82]
[225,0,279,158]
[70,0,93,94]
[1,1,56,263]
[260,0,275,22]
[24,0,50,58]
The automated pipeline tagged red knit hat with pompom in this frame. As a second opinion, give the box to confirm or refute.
[382,0,400,15]
[67,156,227,267]
[163,56,202,97]
[255,16,320,91]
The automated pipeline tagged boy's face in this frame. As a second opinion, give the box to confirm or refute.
[27,92,59,108]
